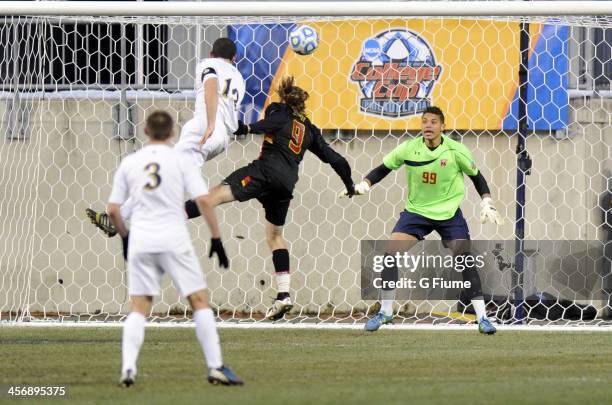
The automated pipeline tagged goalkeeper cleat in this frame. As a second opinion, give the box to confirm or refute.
[478,317,497,335]
[364,312,393,332]
[208,366,244,386]
[86,208,117,237]
[265,297,293,321]
[119,369,136,387]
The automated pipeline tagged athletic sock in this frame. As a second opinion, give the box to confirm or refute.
[122,312,146,374]
[194,308,223,369]
[272,249,290,299]
[472,299,487,321]
[379,253,397,316]
[458,252,487,320]
[380,299,394,316]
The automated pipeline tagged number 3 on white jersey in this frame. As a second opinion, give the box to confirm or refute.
[144,162,161,191]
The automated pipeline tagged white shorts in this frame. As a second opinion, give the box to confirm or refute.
[128,249,207,298]
[175,117,230,164]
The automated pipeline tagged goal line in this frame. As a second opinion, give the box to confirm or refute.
[4,321,612,333]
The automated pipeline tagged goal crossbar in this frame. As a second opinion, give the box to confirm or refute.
[1,1,612,17]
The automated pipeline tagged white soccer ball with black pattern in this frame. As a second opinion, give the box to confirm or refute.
[289,25,319,55]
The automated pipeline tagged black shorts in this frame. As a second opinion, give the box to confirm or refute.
[392,209,470,240]
[223,161,293,226]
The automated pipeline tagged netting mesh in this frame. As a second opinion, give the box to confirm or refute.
[35,15,612,29]
[0,14,610,326]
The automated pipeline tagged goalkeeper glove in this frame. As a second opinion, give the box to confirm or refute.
[233,121,249,136]
[339,180,369,198]
[209,238,229,268]
[480,197,504,225]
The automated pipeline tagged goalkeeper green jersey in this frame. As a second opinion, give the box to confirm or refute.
[383,135,478,220]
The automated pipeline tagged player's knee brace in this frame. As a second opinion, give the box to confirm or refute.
[459,252,483,300]
[381,253,398,291]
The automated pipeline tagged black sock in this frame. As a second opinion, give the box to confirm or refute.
[276,292,290,300]
[272,249,290,300]
[459,252,483,300]
[381,253,398,292]
[272,249,290,272]
[184,199,200,219]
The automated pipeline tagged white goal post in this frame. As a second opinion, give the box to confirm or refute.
[0,1,611,328]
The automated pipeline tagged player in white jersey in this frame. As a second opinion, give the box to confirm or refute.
[175,37,245,164]
[108,111,243,387]
[87,38,246,254]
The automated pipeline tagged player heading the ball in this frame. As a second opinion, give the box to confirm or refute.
[175,37,246,162]
[341,106,503,334]
[107,111,243,387]
[87,37,246,259]
[202,76,355,321]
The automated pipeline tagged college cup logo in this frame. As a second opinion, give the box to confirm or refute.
[350,29,442,118]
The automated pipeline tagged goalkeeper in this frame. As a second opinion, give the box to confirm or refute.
[340,106,503,334]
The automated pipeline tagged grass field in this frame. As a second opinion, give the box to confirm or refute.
[1,327,611,404]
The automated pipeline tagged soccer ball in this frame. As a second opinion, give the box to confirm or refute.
[289,25,319,55]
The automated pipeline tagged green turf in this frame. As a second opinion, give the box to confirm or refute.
[1,327,611,404]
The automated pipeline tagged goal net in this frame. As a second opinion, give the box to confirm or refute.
[1,7,611,327]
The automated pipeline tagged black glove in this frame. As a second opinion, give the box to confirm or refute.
[233,120,249,136]
[122,234,129,261]
[209,238,229,268]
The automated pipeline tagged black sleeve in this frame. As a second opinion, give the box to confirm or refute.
[468,171,491,197]
[247,103,286,134]
[365,164,392,186]
[308,124,354,192]
[201,67,217,83]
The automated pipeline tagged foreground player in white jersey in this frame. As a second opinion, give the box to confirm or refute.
[87,37,246,253]
[108,111,243,387]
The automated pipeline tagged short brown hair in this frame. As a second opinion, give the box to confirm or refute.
[145,111,174,141]
[211,37,237,60]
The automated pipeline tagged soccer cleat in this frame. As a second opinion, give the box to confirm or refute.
[119,369,136,387]
[86,208,117,237]
[265,297,293,321]
[207,366,244,386]
[364,312,393,332]
[478,317,497,335]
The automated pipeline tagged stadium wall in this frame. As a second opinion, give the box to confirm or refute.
[0,97,609,316]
